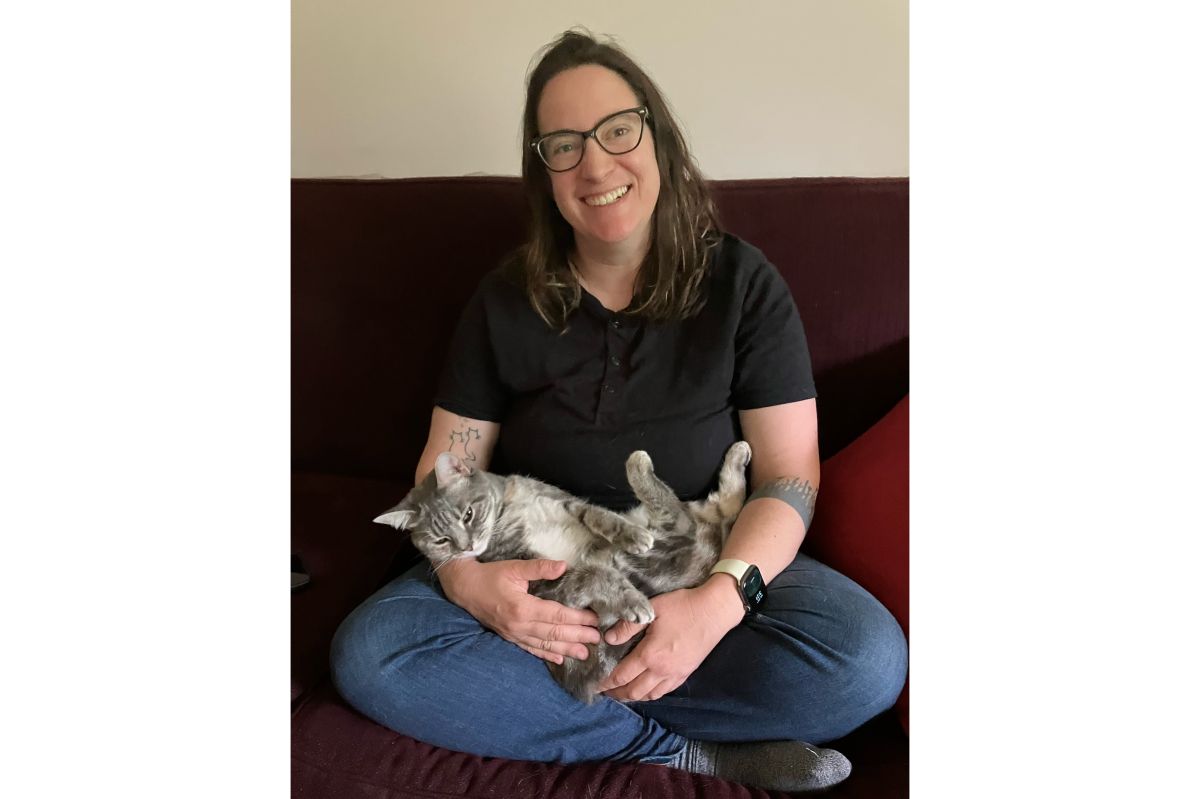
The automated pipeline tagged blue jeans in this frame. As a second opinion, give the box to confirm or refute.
[329,553,907,765]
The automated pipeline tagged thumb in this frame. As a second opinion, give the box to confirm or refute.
[605,619,648,646]
[512,558,569,582]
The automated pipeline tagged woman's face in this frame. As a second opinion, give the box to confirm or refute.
[536,65,661,254]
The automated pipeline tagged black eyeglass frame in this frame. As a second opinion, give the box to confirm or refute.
[530,106,650,172]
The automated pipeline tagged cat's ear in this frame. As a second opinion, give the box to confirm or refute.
[374,499,418,530]
[434,452,472,488]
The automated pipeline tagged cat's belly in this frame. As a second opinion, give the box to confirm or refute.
[521,503,593,566]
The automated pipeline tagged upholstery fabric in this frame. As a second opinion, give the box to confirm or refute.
[803,395,910,731]
[291,472,416,702]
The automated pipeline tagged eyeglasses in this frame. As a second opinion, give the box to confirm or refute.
[531,106,649,172]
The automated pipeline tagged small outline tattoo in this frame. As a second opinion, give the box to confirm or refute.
[447,417,482,463]
[747,477,817,530]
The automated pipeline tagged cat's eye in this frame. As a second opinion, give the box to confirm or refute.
[462,506,474,525]
[431,536,450,546]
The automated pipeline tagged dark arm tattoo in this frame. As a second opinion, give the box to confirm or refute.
[447,417,482,463]
[746,477,817,530]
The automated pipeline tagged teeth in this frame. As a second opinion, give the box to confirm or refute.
[584,185,630,206]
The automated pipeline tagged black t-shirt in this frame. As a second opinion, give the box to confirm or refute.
[434,233,816,510]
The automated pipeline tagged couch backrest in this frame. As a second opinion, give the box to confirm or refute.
[293,177,908,480]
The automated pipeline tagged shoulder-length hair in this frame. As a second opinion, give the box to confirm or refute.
[513,29,721,331]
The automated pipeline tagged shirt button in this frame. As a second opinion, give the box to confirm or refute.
[611,319,622,329]
[610,355,621,367]
[602,383,615,394]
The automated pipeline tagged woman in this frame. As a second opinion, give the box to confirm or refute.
[331,30,907,793]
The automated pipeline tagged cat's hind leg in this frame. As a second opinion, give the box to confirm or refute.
[714,441,752,518]
[625,450,686,528]
[536,565,653,704]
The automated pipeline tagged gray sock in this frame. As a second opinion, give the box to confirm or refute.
[666,738,852,792]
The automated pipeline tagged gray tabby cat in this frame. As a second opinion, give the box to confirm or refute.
[374,441,752,704]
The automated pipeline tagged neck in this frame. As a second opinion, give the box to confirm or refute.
[571,235,651,309]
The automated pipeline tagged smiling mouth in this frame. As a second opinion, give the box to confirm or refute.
[583,185,631,207]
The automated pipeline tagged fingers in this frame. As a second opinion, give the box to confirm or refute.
[602,667,679,702]
[515,642,564,665]
[511,558,569,582]
[641,677,680,703]
[597,649,645,694]
[526,620,601,647]
[520,621,598,661]
[517,634,589,662]
[528,595,600,628]
[604,619,648,646]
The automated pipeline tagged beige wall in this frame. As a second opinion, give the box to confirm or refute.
[292,0,907,179]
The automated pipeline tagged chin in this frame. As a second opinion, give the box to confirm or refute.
[580,213,650,248]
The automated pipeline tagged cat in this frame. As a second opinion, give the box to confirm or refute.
[373,441,752,704]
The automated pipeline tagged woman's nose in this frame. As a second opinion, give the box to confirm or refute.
[578,138,616,180]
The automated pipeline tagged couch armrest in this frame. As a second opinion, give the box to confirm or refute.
[291,472,420,704]
[802,395,909,732]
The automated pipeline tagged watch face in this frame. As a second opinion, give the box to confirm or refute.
[741,565,766,610]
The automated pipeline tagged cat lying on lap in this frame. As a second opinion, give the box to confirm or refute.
[374,442,750,704]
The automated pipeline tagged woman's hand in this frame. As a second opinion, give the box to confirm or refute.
[597,577,745,702]
[438,557,601,665]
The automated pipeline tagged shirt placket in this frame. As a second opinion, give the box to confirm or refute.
[595,314,633,422]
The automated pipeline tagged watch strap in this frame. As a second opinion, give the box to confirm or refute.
[710,558,752,583]
[710,559,753,613]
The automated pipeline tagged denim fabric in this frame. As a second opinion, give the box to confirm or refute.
[330,552,907,764]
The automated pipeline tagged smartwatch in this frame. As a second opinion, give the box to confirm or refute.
[709,559,766,614]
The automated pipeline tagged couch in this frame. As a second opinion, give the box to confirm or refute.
[292,176,909,798]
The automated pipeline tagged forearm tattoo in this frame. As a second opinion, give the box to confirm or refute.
[447,417,481,463]
[747,477,818,530]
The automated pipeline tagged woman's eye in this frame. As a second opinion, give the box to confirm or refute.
[463,506,474,524]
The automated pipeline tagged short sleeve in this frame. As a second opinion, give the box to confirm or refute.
[433,280,509,422]
[732,259,818,410]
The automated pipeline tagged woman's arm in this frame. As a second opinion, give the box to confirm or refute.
[414,406,501,484]
[416,406,601,664]
[698,398,820,614]
[598,398,819,701]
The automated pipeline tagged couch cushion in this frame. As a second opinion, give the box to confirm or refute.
[802,395,909,731]
[293,678,907,798]
[292,471,420,702]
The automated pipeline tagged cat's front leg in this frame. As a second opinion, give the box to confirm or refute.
[574,504,655,555]
[570,566,655,627]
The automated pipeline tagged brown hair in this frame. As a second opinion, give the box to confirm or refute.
[513,29,721,330]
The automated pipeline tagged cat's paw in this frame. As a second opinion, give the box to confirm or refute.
[625,450,654,479]
[619,593,656,624]
[618,525,655,555]
[726,441,752,469]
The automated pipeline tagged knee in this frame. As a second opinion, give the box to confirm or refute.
[328,581,461,722]
[848,594,908,707]
[824,591,908,734]
[770,590,908,743]
[328,595,393,712]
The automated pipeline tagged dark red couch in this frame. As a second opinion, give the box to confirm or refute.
[292,177,909,798]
